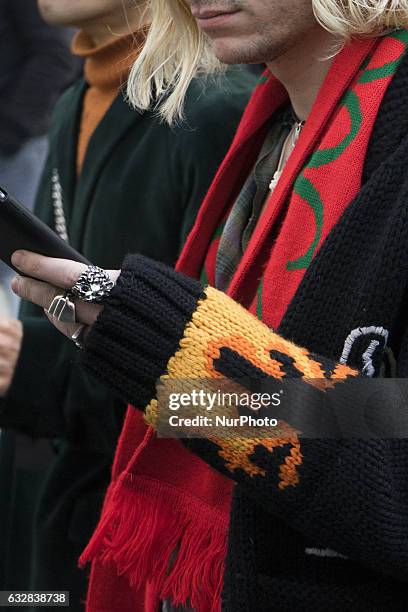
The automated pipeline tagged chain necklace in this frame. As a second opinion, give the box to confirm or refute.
[51,168,69,242]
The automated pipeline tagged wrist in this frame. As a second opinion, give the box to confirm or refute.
[82,255,205,408]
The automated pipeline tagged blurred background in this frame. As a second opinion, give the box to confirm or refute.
[0,0,82,316]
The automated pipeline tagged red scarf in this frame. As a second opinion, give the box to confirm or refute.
[80,32,408,612]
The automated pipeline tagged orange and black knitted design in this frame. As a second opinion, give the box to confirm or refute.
[144,286,358,490]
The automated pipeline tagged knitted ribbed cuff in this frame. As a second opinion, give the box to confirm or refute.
[82,255,205,409]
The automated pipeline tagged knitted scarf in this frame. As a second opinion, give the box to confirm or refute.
[80,32,408,612]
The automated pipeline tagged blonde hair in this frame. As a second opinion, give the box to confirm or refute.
[127,0,221,124]
[127,0,408,124]
[313,0,408,37]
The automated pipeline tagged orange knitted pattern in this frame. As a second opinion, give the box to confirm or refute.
[144,286,358,491]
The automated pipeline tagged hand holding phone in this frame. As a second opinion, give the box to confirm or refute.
[0,187,90,273]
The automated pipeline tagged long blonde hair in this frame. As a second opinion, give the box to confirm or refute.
[127,0,220,124]
[127,0,408,124]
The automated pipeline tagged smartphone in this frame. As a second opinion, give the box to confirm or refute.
[0,186,90,272]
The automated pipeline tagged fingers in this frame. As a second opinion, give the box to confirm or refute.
[11,251,87,289]
[48,299,102,328]
[0,317,23,341]
[11,275,61,310]
[0,319,23,397]
[43,311,88,341]
[71,301,103,327]
[11,275,102,327]
[0,322,22,357]
[0,330,23,358]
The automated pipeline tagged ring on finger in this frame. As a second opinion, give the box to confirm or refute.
[47,293,76,324]
[67,265,114,304]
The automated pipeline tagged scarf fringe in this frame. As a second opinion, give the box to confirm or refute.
[80,473,227,611]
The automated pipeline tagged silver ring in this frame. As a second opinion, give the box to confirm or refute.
[68,265,114,304]
[47,293,76,324]
[71,324,86,349]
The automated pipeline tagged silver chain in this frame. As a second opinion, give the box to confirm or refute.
[51,168,69,243]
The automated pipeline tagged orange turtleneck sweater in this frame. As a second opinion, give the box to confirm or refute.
[72,29,146,173]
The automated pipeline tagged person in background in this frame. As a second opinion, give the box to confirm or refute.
[0,0,80,315]
[0,0,257,608]
[9,0,408,611]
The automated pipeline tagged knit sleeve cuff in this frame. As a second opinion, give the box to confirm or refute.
[81,254,206,408]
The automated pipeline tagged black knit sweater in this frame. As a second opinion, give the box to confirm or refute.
[82,55,408,611]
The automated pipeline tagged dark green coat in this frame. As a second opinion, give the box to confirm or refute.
[0,68,257,609]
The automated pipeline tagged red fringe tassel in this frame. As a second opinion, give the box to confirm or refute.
[80,473,228,612]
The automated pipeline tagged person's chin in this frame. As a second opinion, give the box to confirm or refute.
[210,39,259,65]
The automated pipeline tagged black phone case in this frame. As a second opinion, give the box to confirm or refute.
[0,187,90,272]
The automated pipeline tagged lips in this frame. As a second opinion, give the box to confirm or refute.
[191,7,239,20]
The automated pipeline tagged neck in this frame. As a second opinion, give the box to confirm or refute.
[266,26,338,121]
[79,4,149,47]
